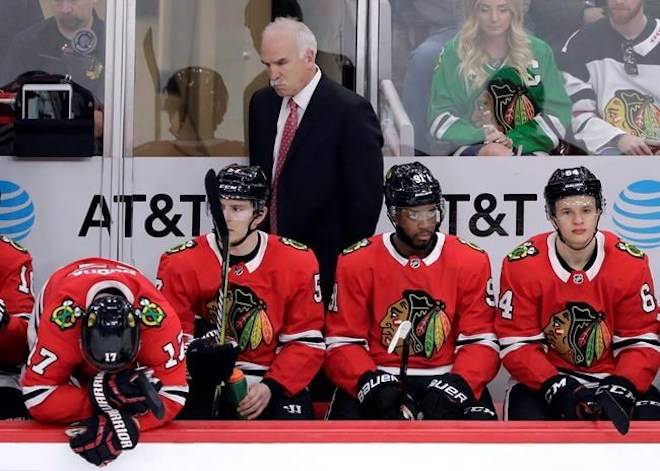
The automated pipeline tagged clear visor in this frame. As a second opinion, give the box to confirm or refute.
[553,196,599,220]
[398,206,442,222]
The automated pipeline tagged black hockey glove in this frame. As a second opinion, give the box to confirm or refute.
[357,371,402,419]
[541,374,599,420]
[186,336,239,386]
[89,369,164,419]
[421,373,475,419]
[68,411,139,467]
[595,375,637,435]
[0,299,7,331]
[463,405,498,420]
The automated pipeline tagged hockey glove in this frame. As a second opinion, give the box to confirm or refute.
[463,405,498,420]
[421,373,475,420]
[68,411,139,467]
[0,299,7,331]
[186,336,239,386]
[541,374,599,420]
[89,369,164,419]
[595,375,637,435]
[357,371,402,419]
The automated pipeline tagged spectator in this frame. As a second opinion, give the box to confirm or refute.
[248,17,383,303]
[134,67,245,156]
[560,0,660,155]
[428,0,571,156]
[325,162,500,420]
[0,0,43,82]
[495,167,660,433]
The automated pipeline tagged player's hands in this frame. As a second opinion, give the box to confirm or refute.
[356,371,402,419]
[463,405,498,420]
[237,382,272,420]
[420,373,475,419]
[186,335,239,386]
[541,374,599,420]
[0,299,7,331]
[89,369,164,418]
[617,134,653,155]
[68,411,139,467]
[595,375,637,435]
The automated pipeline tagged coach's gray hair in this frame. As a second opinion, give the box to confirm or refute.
[263,17,317,58]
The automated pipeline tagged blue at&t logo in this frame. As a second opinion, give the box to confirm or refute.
[0,181,35,241]
[612,180,660,250]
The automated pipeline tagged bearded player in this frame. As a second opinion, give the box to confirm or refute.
[324,162,500,419]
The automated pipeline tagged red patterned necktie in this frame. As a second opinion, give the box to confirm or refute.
[270,99,298,234]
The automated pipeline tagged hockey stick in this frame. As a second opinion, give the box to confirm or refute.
[204,169,231,417]
[134,371,165,420]
[387,321,414,419]
[598,389,631,435]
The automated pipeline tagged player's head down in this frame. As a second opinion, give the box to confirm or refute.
[81,293,140,372]
[215,164,269,246]
[385,162,445,251]
[544,166,604,251]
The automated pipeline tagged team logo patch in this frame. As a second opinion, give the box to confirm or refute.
[220,286,273,351]
[616,240,645,258]
[458,238,485,252]
[166,240,197,254]
[507,241,539,261]
[139,297,166,327]
[279,237,308,250]
[51,299,84,330]
[0,235,27,253]
[604,90,660,141]
[543,302,611,367]
[342,238,370,255]
[380,290,451,359]
[475,77,536,133]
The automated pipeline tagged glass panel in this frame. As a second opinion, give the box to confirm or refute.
[132,0,358,157]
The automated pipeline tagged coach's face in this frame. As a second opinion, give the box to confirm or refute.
[260,29,316,97]
[52,0,96,32]
[607,0,644,25]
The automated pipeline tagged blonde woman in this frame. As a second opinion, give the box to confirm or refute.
[428,0,571,156]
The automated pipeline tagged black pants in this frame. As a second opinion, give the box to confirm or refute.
[327,375,497,420]
[0,386,28,420]
[178,377,314,420]
[506,382,660,420]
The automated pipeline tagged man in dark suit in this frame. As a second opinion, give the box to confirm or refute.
[249,17,383,303]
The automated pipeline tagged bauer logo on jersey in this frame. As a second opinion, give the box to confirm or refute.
[166,239,197,254]
[139,297,165,327]
[507,241,539,261]
[279,237,308,250]
[380,290,451,358]
[543,302,611,368]
[342,238,370,255]
[224,286,274,351]
[0,235,27,253]
[604,90,660,139]
[616,240,645,259]
[51,299,84,330]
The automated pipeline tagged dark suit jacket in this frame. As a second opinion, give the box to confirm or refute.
[248,75,384,301]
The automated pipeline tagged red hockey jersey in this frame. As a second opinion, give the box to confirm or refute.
[325,233,500,398]
[496,231,660,392]
[22,257,187,430]
[157,231,325,396]
[0,236,34,368]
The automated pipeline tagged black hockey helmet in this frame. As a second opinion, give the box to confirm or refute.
[385,162,444,218]
[81,295,140,372]
[216,164,269,209]
[544,166,604,217]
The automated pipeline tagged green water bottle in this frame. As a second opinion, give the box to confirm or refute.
[228,368,249,408]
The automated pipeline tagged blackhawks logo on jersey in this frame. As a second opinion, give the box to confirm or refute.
[507,241,538,261]
[51,299,84,330]
[604,89,660,140]
[380,290,452,359]
[139,297,166,327]
[279,237,308,250]
[219,285,274,351]
[475,73,537,133]
[166,240,197,254]
[342,238,370,255]
[543,302,611,368]
[616,240,645,259]
[0,235,27,253]
[458,238,484,252]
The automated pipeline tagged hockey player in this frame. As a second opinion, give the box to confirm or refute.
[496,166,660,433]
[22,257,188,466]
[157,164,324,419]
[560,0,660,155]
[324,162,500,419]
[0,232,34,419]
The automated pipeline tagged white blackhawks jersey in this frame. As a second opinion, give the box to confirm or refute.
[560,17,660,153]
